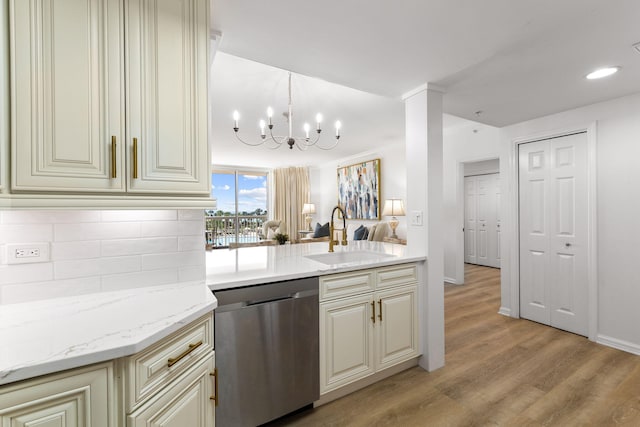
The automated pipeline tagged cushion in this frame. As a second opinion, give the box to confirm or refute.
[313,222,330,238]
[353,225,368,240]
[371,222,389,241]
[267,227,280,240]
[367,224,377,241]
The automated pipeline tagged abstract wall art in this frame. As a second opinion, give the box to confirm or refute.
[337,159,381,220]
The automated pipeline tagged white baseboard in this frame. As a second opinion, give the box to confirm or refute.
[444,276,459,285]
[498,306,512,317]
[596,334,640,356]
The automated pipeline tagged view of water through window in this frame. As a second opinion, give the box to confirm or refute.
[206,171,268,248]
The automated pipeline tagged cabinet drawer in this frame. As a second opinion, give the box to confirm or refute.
[124,313,213,412]
[376,264,418,289]
[320,270,374,301]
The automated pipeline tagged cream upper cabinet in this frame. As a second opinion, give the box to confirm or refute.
[9,0,210,196]
[125,0,210,194]
[10,0,125,192]
[0,362,116,427]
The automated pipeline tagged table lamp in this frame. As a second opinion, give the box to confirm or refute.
[302,203,316,231]
[382,199,405,239]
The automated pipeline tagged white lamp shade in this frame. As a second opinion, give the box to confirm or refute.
[302,203,316,215]
[382,199,405,217]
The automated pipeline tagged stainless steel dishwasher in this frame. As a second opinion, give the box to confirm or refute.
[214,277,319,426]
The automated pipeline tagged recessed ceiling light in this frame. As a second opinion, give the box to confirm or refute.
[586,66,620,80]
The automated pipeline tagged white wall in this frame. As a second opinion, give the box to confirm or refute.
[309,142,407,239]
[499,91,640,353]
[443,122,500,284]
[0,210,205,305]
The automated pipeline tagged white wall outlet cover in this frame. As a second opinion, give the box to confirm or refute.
[6,242,51,264]
[410,210,423,226]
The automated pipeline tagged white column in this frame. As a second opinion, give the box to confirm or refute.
[404,84,445,371]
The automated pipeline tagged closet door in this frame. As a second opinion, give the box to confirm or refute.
[464,173,500,268]
[518,133,588,336]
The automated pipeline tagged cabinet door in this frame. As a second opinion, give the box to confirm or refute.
[375,285,419,370]
[0,362,115,427]
[125,0,210,195]
[128,353,214,427]
[320,294,375,394]
[10,0,125,192]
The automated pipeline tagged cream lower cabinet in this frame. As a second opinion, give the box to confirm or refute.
[320,264,419,394]
[0,362,116,426]
[0,313,215,427]
[127,354,214,427]
[9,0,210,197]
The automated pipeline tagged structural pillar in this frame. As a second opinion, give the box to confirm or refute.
[404,84,445,371]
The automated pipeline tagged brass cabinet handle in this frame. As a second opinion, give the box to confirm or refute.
[209,368,218,406]
[371,301,376,324]
[111,136,117,178]
[132,137,139,179]
[378,299,383,321]
[167,340,203,367]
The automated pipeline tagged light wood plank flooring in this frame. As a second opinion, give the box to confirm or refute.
[273,264,640,426]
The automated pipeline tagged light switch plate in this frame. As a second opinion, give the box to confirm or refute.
[6,242,50,264]
[410,210,423,226]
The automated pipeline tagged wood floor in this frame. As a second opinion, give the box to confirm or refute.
[273,264,640,426]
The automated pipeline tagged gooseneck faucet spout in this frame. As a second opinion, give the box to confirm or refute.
[329,206,348,252]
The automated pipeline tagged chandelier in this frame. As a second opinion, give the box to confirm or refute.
[232,72,341,150]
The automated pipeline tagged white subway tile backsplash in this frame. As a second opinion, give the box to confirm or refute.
[0,209,206,305]
[141,221,179,237]
[0,210,101,224]
[178,266,205,282]
[178,220,204,236]
[0,263,54,285]
[101,268,179,292]
[52,241,101,261]
[1,277,102,305]
[55,259,101,280]
[0,224,54,244]
[100,256,141,275]
[55,222,141,242]
[178,209,205,221]
[101,210,177,222]
[101,237,177,257]
[178,236,205,252]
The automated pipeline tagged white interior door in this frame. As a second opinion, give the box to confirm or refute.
[465,173,500,268]
[519,132,588,336]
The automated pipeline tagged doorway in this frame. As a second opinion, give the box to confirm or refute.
[518,132,589,336]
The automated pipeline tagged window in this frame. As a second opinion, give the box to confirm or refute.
[206,169,268,248]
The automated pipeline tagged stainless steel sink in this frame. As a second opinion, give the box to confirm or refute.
[305,251,396,266]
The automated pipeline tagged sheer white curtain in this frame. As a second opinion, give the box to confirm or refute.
[273,166,310,243]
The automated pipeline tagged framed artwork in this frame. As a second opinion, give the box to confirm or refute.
[337,159,381,220]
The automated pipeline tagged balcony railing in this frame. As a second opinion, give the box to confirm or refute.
[205,215,268,249]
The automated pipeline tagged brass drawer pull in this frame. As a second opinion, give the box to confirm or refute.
[209,368,219,406]
[371,301,376,324]
[111,136,117,178]
[378,299,383,321]
[167,340,203,367]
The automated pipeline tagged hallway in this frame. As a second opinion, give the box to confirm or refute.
[275,264,640,426]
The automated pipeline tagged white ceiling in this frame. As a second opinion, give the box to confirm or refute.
[210,0,640,167]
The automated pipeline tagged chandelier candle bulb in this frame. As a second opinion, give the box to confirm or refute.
[233,110,239,130]
[259,120,266,138]
[232,71,341,150]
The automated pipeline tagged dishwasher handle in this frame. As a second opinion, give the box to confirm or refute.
[246,289,317,306]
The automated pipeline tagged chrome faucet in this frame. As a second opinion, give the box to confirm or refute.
[329,206,348,252]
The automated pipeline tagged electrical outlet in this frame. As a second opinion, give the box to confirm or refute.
[6,243,50,264]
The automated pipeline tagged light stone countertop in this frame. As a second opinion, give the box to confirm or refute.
[0,282,217,386]
[207,240,426,291]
